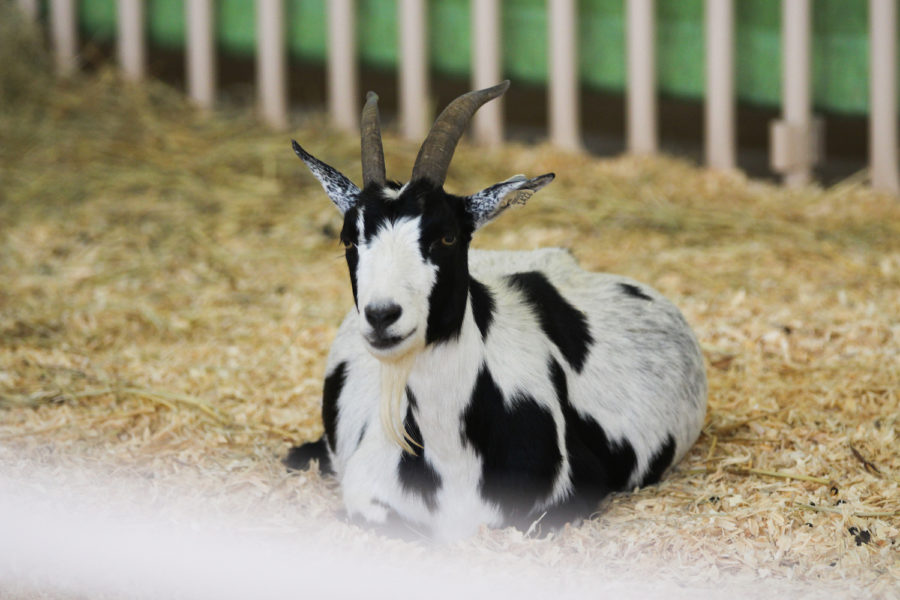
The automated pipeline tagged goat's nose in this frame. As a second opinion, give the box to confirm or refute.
[364,303,402,330]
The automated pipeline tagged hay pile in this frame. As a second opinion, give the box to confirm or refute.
[1,5,897,598]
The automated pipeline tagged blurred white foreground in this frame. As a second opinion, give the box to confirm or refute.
[0,461,638,600]
[0,458,848,600]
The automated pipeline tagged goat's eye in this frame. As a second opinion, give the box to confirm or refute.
[440,233,457,247]
[341,239,355,249]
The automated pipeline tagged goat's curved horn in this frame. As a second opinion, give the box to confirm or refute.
[411,80,510,186]
[361,91,386,188]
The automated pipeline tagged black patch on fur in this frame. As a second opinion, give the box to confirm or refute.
[420,196,474,346]
[463,366,562,527]
[340,207,360,306]
[548,359,638,526]
[506,271,594,373]
[641,434,676,487]
[397,389,442,511]
[468,277,496,340]
[322,361,347,454]
[283,437,333,475]
[620,282,653,302]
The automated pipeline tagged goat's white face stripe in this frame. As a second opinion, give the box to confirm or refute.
[354,213,437,358]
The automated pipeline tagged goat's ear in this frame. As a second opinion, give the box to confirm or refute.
[464,173,555,229]
[292,140,360,214]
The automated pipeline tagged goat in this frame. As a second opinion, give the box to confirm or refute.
[286,82,707,541]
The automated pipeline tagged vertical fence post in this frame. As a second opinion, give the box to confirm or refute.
[771,0,821,187]
[471,0,503,146]
[17,0,39,20]
[548,0,581,151]
[328,0,358,132]
[869,0,899,194]
[117,0,146,82]
[626,0,657,154]
[399,0,429,141]
[50,0,78,77]
[186,0,216,110]
[256,0,288,130]
[705,0,735,169]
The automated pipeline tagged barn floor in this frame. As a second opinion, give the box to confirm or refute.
[1,10,898,599]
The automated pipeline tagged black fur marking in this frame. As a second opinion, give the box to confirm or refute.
[397,390,442,511]
[322,361,347,454]
[355,180,434,244]
[620,283,653,302]
[468,277,496,340]
[283,437,334,475]
[506,271,594,373]
[341,207,360,306]
[641,434,676,487]
[420,193,475,346]
[549,359,638,525]
[463,366,562,527]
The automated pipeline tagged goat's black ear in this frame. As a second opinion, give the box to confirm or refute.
[292,140,360,214]
[464,173,555,229]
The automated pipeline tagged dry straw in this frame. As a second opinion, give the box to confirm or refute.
[0,5,897,598]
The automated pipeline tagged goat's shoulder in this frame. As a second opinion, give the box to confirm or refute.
[469,247,672,318]
[469,247,579,280]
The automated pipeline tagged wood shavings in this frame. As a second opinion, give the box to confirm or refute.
[1,7,899,598]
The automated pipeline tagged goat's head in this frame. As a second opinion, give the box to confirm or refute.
[293,82,554,363]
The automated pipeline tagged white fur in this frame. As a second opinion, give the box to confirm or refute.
[322,245,707,541]
[354,214,435,360]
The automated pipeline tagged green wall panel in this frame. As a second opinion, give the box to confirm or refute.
[812,0,870,114]
[147,0,186,48]
[74,0,884,116]
[735,0,781,107]
[430,0,470,76]
[657,0,704,99]
[217,0,255,54]
[503,0,548,84]
[286,0,326,61]
[358,0,397,68]
[579,0,625,91]
[79,0,115,40]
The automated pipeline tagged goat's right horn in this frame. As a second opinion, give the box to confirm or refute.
[361,91,386,188]
[410,80,510,186]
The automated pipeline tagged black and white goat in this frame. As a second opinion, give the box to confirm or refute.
[286,82,707,541]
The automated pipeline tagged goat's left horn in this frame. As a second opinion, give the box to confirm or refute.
[411,80,510,186]
[361,91,386,188]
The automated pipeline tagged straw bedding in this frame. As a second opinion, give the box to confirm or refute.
[1,7,897,598]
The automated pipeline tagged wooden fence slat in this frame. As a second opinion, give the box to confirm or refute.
[626,0,657,154]
[256,0,288,130]
[471,0,503,146]
[771,0,820,187]
[869,0,899,193]
[399,0,429,141]
[50,0,78,77]
[548,0,580,151]
[704,0,735,169]
[186,0,216,110]
[117,0,146,82]
[328,0,358,132]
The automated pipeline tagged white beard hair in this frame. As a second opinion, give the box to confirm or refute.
[379,355,420,455]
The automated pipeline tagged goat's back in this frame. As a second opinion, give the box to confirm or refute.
[470,248,707,488]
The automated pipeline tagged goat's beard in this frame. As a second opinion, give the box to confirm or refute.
[378,351,422,455]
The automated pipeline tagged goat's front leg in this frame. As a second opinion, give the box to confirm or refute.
[339,433,400,525]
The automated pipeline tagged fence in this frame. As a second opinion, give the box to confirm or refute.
[18,0,900,193]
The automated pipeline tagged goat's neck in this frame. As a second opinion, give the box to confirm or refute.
[405,283,486,427]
